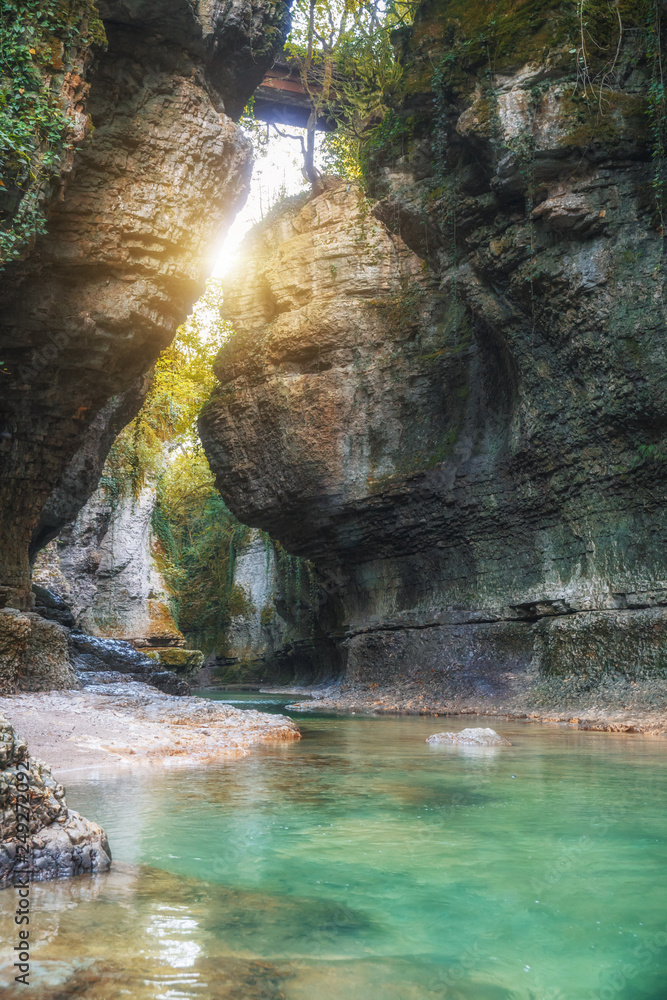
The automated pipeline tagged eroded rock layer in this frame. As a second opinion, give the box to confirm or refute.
[0,0,289,615]
[201,0,667,709]
[0,716,111,885]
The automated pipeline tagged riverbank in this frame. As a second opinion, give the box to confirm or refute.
[264,680,667,735]
[0,682,300,776]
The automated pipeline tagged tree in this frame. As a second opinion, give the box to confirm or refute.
[101,277,230,500]
[278,0,417,188]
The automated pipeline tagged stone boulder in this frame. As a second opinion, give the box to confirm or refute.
[0,608,78,695]
[145,648,205,674]
[147,671,191,697]
[68,632,156,676]
[32,584,75,629]
[427,728,512,746]
[69,632,193,696]
[0,716,111,884]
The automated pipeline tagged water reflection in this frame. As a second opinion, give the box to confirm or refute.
[1,708,666,999]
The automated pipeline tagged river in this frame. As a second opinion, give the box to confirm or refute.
[1,693,666,999]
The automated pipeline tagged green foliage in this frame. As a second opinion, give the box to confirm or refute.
[100,278,255,653]
[272,0,417,183]
[0,0,106,267]
[358,107,416,180]
[318,127,361,178]
[152,450,253,653]
[239,94,271,159]
[101,278,231,502]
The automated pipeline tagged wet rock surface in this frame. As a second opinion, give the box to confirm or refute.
[0,716,111,885]
[69,631,193,695]
[68,632,157,675]
[426,728,511,746]
[32,585,75,629]
[1,598,195,697]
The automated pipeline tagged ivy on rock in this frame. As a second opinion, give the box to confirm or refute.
[0,0,105,267]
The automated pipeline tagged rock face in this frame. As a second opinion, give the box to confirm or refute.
[201,1,667,711]
[226,531,287,664]
[34,486,184,647]
[0,609,78,694]
[68,632,193,694]
[0,716,111,884]
[201,183,448,556]
[0,0,290,614]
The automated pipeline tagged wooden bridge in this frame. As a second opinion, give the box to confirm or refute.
[253,61,337,131]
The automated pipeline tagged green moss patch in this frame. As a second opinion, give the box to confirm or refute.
[0,0,106,267]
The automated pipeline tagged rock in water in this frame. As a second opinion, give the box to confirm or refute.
[427,728,512,746]
[0,716,111,884]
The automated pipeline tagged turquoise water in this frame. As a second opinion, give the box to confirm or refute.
[1,695,666,999]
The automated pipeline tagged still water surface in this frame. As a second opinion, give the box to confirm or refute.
[1,693,666,999]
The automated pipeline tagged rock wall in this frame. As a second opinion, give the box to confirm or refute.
[200,0,667,711]
[226,531,287,665]
[0,610,78,695]
[34,485,183,647]
[0,716,111,884]
[0,0,290,614]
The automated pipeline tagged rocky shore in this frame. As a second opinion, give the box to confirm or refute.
[0,685,300,776]
[268,682,667,736]
[0,684,299,885]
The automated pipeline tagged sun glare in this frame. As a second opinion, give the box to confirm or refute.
[213,127,318,278]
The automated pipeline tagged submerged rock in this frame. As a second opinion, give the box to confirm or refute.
[0,716,111,885]
[426,728,512,746]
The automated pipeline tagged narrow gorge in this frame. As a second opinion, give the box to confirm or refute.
[1,1,667,995]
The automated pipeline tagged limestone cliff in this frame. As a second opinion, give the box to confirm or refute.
[201,1,667,711]
[220,529,339,679]
[225,531,287,666]
[34,486,183,644]
[0,0,290,620]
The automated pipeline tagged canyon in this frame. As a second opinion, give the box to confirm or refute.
[0,0,289,688]
[200,0,667,715]
[1,0,667,893]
